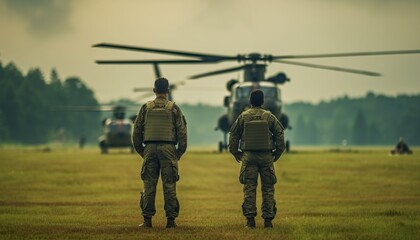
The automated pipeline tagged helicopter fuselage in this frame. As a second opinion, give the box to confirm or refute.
[99,118,134,153]
[227,81,283,124]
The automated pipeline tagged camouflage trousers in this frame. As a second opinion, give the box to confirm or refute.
[239,151,277,219]
[140,143,180,219]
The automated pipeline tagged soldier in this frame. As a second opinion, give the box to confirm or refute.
[390,137,413,155]
[229,89,285,228]
[79,135,86,150]
[132,77,187,228]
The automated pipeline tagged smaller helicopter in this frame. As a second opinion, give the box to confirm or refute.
[98,105,137,154]
[55,104,138,153]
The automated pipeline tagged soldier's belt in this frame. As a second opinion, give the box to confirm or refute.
[242,149,273,153]
[144,141,176,145]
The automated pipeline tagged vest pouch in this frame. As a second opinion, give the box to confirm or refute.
[242,120,272,151]
[144,108,175,142]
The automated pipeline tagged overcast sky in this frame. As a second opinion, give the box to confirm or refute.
[1,0,420,105]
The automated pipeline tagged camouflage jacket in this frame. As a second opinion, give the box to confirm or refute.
[229,107,285,156]
[132,96,187,158]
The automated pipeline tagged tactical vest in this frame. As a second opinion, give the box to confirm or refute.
[241,110,273,151]
[144,100,176,142]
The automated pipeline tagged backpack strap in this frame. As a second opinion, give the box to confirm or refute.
[165,101,174,110]
[146,101,155,109]
[261,111,270,121]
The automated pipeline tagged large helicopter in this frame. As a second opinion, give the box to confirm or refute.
[93,43,420,152]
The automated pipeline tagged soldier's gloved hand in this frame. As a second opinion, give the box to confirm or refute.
[273,149,283,162]
[234,152,243,163]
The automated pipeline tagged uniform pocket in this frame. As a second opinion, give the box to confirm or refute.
[269,165,277,184]
[172,160,180,182]
[140,161,147,180]
[261,165,277,185]
[239,165,246,184]
[162,160,179,183]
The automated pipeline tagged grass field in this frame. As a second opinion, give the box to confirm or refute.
[0,147,419,239]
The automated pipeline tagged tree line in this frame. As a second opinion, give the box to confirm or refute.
[0,61,100,144]
[112,93,420,147]
[284,92,420,146]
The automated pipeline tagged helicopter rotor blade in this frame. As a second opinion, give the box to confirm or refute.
[153,63,161,78]
[133,87,151,92]
[96,59,221,64]
[51,106,114,112]
[134,81,185,92]
[272,49,420,60]
[134,92,156,102]
[273,60,381,76]
[189,66,245,79]
[93,43,237,61]
[169,81,185,90]
[51,105,143,112]
[174,81,186,86]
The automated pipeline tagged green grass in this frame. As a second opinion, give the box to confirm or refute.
[0,147,419,239]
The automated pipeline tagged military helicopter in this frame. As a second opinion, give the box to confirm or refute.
[58,104,138,153]
[98,105,138,154]
[92,43,420,152]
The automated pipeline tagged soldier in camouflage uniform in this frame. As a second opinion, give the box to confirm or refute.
[132,77,187,228]
[229,90,285,228]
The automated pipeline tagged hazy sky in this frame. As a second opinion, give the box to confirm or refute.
[1,0,420,105]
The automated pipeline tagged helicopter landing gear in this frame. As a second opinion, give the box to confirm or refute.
[99,141,108,154]
[101,146,108,154]
[100,146,108,154]
[218,131,229,153]
[285,140,290,153]
[218,141,228,153]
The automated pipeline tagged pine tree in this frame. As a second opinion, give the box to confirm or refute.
[50,68,62,86]
[352,110,368,145]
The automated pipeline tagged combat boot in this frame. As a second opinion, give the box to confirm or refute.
[264,218,273,228]
[245,217,256,228]
[166,218,177,228]
[139,217,152,228]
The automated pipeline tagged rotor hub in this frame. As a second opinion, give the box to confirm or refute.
[237,53,273,63]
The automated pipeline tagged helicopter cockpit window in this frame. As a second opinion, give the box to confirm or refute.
[235,87,250,98]
[109,123,131,132]
[235,87,277,99]
[261,87,277,98]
